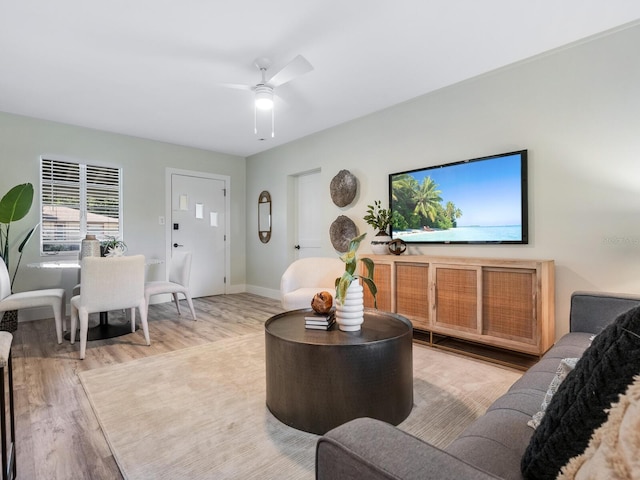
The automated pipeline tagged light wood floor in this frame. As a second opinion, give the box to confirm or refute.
[9,293,285,480]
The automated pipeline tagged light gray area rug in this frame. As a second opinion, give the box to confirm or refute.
[79,333,521,480]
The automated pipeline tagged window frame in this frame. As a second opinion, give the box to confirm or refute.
[40,156,123,256]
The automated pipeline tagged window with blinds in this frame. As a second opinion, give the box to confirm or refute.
[40,157,122,253]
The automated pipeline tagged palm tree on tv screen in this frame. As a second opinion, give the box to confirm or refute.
[412,177,442,223]
[445,201,463,228]
[391,174,463,231]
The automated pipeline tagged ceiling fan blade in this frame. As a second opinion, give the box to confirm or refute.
[267,55,313,88]
[218,83,254,92]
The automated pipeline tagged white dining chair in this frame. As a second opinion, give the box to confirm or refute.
[0,256,66,342]
[144,251,196,320]
[70,255,149,359]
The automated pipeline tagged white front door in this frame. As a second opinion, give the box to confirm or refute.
[295,170,321,259]
[169,171,227,297]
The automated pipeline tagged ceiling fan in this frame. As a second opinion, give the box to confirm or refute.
[223,55,314,139]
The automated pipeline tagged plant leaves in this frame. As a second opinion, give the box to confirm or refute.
[18,224,39,252]
[0,183,34,224]
[335,232,379,308]
[348,232,367,252]
[360,257,375,279]
[336,272,353,304]
[361,276,378,309]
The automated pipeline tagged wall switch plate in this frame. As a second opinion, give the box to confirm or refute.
[159,216,165,225]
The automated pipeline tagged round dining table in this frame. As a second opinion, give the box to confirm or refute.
[27,257,162,341]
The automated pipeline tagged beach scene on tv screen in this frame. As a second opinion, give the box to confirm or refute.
[391,153,523,243]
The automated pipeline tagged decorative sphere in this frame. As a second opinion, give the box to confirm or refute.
[311,291,333,314]
[388,238,407,255]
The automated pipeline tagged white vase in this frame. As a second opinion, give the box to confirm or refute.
[335,280,364,331]
[370,234,391,255]
[80,234,101,259]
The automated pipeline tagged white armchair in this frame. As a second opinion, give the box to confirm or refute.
[280,257,344,310]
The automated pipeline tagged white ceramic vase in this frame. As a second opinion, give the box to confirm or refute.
[80,234,101,259]
[370,234,392,255]
[335,280,364,331]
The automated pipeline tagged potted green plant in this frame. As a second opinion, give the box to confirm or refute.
[363,200,392,254]
[100,236,127,257]
[0,182,38,332]
[335,233,377,306]
[0,183,38,287]
[334,233,377,331]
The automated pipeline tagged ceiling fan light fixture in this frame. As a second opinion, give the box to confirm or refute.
[254,85,274,110]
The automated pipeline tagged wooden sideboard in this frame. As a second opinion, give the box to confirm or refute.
[362,255,555,368]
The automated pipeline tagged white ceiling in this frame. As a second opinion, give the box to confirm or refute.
[1,1,639,157]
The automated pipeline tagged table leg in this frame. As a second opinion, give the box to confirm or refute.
[64,311,139,341]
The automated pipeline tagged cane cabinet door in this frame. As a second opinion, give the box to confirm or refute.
[431,264,481,335]
[395,262,429,330]
[482,267,538,346]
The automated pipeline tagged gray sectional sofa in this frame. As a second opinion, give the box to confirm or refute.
[315,291,640,480]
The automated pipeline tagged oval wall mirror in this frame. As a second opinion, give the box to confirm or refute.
[258,191,272,243]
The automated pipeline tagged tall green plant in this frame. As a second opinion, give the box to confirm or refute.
[335,233,377,308]
[0,183,36,287]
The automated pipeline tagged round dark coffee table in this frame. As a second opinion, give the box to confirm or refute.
[265,308,413,435]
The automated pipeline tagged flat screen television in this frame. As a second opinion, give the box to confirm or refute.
[389,150,528,244]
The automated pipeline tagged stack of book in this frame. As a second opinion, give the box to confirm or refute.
[304,311,336,330]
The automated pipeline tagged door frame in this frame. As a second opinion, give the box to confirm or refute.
[165,168,231,295]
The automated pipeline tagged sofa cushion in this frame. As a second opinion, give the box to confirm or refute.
[508,333,591,394]
[446,409,533,480]
[487,390,544,417]
[521,305,640,480]
[544,331,594,354]
[570,291,640,333]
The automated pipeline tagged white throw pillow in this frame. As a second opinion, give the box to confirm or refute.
[528,357,579,430]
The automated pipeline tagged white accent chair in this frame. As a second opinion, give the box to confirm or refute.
[144,251,196,320]
[0,256,66,343]
[280,257,344,310]
[70,255,149,359]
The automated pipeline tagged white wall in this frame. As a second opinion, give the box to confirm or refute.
[0,112,247,318]
[246,23,640,338]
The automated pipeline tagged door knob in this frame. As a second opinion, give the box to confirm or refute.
[173,243,184,248]
[294,245,300,250]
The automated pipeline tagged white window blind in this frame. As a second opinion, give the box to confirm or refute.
[40,158,122,254]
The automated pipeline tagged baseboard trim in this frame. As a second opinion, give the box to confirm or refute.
[245,285,279,300]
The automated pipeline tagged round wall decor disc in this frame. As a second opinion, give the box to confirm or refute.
[330,215,358,252]
[330,170,358,207]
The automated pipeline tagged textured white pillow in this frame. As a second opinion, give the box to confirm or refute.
[528,357,579,429]
[557,374,640,479]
